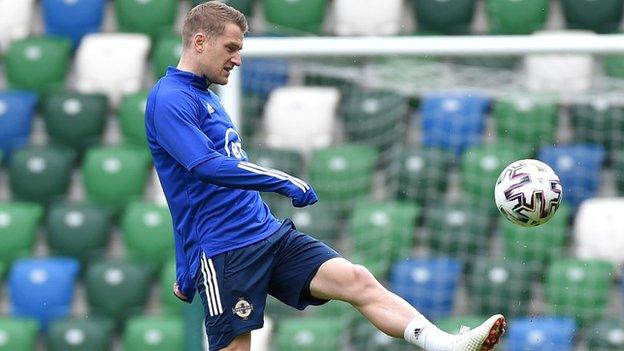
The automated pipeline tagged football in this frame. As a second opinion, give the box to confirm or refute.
[494,159,563,227]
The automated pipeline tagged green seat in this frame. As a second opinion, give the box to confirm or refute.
[0,317,39,351]
[159,258,183,315]
[485,0,548,35]
[561,0,623,33]
[152,35,182,79]
[85,260,151,326]
[569,102,624,159]
[118,91,149,148]
[121,201,173,274]
[350,317,411,351]
[411,0,477,35]
[466,258,532,318]
[460,143,531,209]
[391,147,455,206]
[545,258,614,326]
[423,200,492,265]
[276,316,347,351]
[47,317,114,351]
[309,144,378,215]
[114,0,178,38]
[603,55,624,78]
[46,202,111,266]
[240,92,267,140]
[0,202,44,268]
[263,0,328,34]
[5,36,72,96]
[82,146,151,213]
[493,96,558,153]
[192,0,255,16]
[9,146,76,203]
[501,204,570,278]
[613,151,624,194]
[273,201,342,246]
[123,315,184,351]
[42,92,108,154]
[588,318,624,350]
[435,315,490,333]
[348,201,420,275]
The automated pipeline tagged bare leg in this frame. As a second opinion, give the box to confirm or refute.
[218,332,251,351]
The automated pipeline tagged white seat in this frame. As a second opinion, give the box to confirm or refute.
[332,0,403,36]
[524,31,595,94]
[263,86,341,156]
[574,198,624,266]
[74,33,151,108]
[0,0,35,53]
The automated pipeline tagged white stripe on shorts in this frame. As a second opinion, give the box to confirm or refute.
[201,253,224,316]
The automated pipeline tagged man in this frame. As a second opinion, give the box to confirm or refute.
[145,2,506,351]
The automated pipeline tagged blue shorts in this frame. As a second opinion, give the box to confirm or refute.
[195,219,341,351]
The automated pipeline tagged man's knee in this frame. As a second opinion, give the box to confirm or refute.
[347,264,381,297]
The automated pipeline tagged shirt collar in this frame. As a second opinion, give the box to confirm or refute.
[166,66,209,90]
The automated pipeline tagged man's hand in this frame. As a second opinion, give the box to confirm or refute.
[291,187,318,207]
[173,282,189,302]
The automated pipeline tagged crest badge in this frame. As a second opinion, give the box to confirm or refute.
[232,298,253,320]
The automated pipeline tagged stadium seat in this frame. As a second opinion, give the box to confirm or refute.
[8,257,80,329]
[0,202,43,268]
[350,316,411,351]
[614,150,624,194]
[493,95,558,153]
[0,0,35,53]
[74,33,151,107]
[152,34,182,79]
[574,198,624,266]
[114,0,178,38]
[501,204,570,279]
[274,201,342,247]
[192,0,255,16]
[0,317,39,351]
[411,0,477,35]
[348,201,420,276]
[389,258,462,320]
[524,31,596,94]
[309,144,378,214]
[332,0,403,36]
[505,317,576,351]
[538,143,605,208]
[0,90,38,159]
[82,146,152,213]
[423,200,493,265]
[159,258,182,315]
[45,202,111,265]
[5,36,72,96]
[484,0,549,35]
[85,260,151,326]
[466,258,532,318]
[420,92,490,156]
[9,146,76,203]
[43,91,108,154]
[603,54,624,78]
[121,201,174,274]
[391,147,455,206]
[42,0,106,46]
[263,87,341,156]
[118,91,149,148]
[263,0,328,34]
[275,316,347,351]
[460,143,531,207]
[588,318,624,350]
[47,317,114,351]
[569,99,624,159]
[545,258,613,326]
[122,315,184,351]
[242,58,290,99]
[561,0,623,33]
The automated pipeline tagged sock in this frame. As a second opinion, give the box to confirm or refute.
[403,312,453,351]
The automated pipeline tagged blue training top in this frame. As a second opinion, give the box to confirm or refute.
[145,67,312,301]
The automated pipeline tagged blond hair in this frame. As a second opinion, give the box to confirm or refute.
[182,1,248,48]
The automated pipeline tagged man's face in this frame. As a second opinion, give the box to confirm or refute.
[200,23,243,85]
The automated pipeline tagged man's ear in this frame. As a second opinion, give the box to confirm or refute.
[193,32,207,52]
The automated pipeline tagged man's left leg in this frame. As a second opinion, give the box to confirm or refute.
[309,257,506,351]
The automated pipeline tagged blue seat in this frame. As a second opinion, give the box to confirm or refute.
[8,257,80,330]
[506,317,576,351]
[0,91,38,160]
[538,144,605,208]
[241,58,289,99]
[420,92,489,155]
[389,258,462,320]
[42,0,106,47]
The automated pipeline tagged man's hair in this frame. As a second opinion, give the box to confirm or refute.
[182,1,248,48]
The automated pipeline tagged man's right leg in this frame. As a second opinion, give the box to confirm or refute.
[217,332,251,351]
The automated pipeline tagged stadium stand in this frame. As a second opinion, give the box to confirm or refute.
[505,317,576,351]
[47,317,114,351]
[0,202,44,269]
[484,0,549,35]
[0,91,38,160]
[411,0,477,35]
[0,317,39,351]
[0,0,35,53]
[574,198,624,266]
[332,0,404,36]
[122,315,184,351]
[41,0,106,47]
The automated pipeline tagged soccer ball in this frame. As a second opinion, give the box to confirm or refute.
[494,159,563,227]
